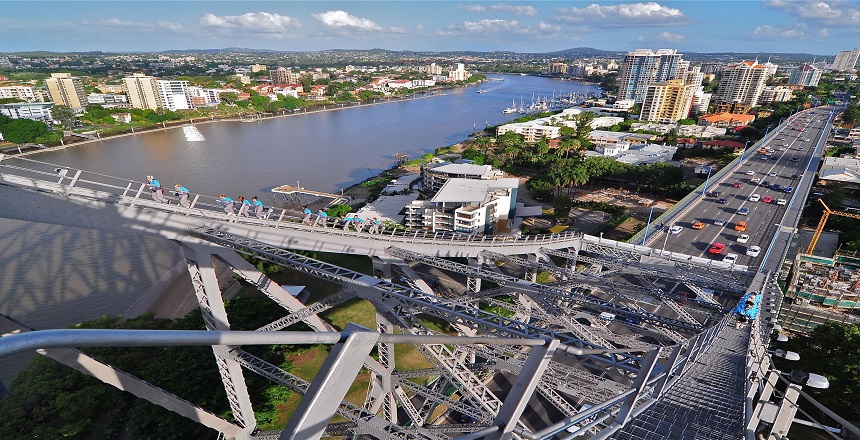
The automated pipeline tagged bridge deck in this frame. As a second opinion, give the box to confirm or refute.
[614,324,749,440]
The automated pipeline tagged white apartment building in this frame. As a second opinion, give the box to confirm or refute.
[496,120,561,143]
[421,162,504,194]
[0,102,54,122]
[832,49,860,72]
[714,61,769,107]
[690,90,712,116]
[0,85,42,102]
[758,86,794,104]
[187,87,222,105]
[789,64,822,87]
[124,73,161,110]
[86,93,129,107]
[638,79,696,123]
[617,49,684,103]
[45,73,88,109]
[156,80,192,111]
[448,63,470,82]
[405,178,519,234]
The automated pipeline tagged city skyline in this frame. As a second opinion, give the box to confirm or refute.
[1,1,858,56]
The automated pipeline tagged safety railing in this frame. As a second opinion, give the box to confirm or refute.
[0,155,582,248]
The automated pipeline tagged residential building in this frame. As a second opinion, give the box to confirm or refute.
[714,102,751,115]
[689,90,712,116]
[759,86,794,104]
[617,49,683,103]
[831,49,860,72]
[684,66,704,88]
[697,113,755,128]
[787,252,860,310]
[714,61,769,107]
[638,79,696,123]
[789,64,823,87]
[421,162,504,195]
[156,80,191,111]
[250,64,267,73]
[448,63,470,82]
[0,85,43,102]
[818,157,860,185]
[44,73,88,109]
[0,102,53,122]
[405,178,519,234]
[549,62,568,75]
[586,143,678,166]
[187,86,221,106]
[86,93,129,108]
[123,73,161,110]
[495,120,561,143]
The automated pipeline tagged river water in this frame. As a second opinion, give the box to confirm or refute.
[30,74,599,202]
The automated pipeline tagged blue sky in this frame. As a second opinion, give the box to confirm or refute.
[1,1,858,56]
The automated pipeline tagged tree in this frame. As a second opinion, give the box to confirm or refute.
[0,118,49,143]
[219,92,238,105]
[52,104,76,129]
[250,94,271,109]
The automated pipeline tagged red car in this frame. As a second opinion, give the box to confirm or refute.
[762,196,773,203]
[732,182,743,188]
[708,242,726,254]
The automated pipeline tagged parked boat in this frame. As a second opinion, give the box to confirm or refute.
[503,99,517,114]
[477,90,487,94]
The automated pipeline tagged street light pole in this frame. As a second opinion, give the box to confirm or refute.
[741,140,750,161]
[641,205,655,246]
[661,224,672,253]
[701,166,713,197]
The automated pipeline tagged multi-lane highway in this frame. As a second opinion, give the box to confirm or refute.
[653,106,835,270]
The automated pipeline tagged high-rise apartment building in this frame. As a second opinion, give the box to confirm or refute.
[448,63,469,81]
[270,67,289,84]
[0,85,43,102]
[759,86,794,104]
[789,64,822,87]
[250,64,267,73]
[156,80,191,111]
[45,73,88,109]
[831,49,860,71]
[549,63,568,75]
[123,73,161,110]
[617,49,683,103]
[713,61,769,108]
[638,79,696,123]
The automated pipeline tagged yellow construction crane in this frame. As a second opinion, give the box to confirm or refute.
[805,199,860,254]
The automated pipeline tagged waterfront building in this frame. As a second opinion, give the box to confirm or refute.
[156,80,192,111]
[45,73,88,109]
[0,102,53,122]
[758,86,794,104]
[86,93,129,107]
[617,49,683,104]
[187,87,222,106]
[638,79,696,123]
[789,64,823,87]
[124,73,161,110]
[831,49,860,72]
[405,178,519,234]
[448,63,470,82]
[0,85,43,102]
[714,61,769,108]
[495,120,561,143]
[421,162,504,195]
[549,62,568,75]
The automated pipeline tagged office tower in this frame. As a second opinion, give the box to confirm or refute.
[789,64,823,87]
[831,50,859,71]
[639,79,696,123]
[617,49,683,103]
[123,73,161,110]
[713,61,769,108]
[45,73,88,109]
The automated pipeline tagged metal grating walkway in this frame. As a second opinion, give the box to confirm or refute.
[614,325,749,440]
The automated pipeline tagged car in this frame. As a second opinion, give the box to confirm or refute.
[738,234,750,243]
[749,194,761,202]
[776,199,787,206]
[760,155,769,160]
[762,196,773,203]
[692,221,705,229]
[751,177,761,183]
[714,218,726,226]
[734,221,747,231]
[708,242,726,254]
[784,186,793,193]
[709,191,723,197]
[732,181,743,188]
[771,155,779,160]
[771,183,782,191]
[791,174,799,179]
[768,172,778,177]
[737,207,750,215]
[762,180,770,187]
[669,225,683,235]
[723,253,739,265]
[796,147,804,151]
[745,170,756,175]
[746,246,762,257]
[717,198,728,204]
[790,157,799,162]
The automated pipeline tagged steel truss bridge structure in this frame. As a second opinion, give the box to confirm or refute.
[1,149,855,440]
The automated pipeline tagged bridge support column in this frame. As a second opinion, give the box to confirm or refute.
[525,254,543,283]
[467,257,482,294]
[371,256,393,281]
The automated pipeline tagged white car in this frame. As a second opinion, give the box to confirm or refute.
[751,178,761,183]
[714,218,726,226]
[669,225,683,235]
[745,170,755,175]
[749,194,761,202]
[768,172,778,177]
[776,199,787,206]
[723,253,739,264]
[746,246,761,257]
[738,234,750,243]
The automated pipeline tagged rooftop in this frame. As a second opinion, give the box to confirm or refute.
[431,177,519,204]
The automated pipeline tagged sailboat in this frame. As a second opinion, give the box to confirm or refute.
[503,99,517,114]
[518,97,525,114]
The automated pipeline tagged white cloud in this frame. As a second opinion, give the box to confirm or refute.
[312,10,404,34]
[158,21,182,31]
[655,31,684,42]
[491,4,538,16]
[437,19,558,37]
[82,18,183,31]
[199,12,300,34]
[554,2,688,26]
[456,4,487,13]
[765,0,860,26]
[749,24,814,40]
